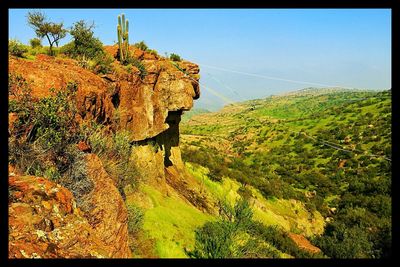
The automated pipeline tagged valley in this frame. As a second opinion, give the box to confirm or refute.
[180,88,392,258]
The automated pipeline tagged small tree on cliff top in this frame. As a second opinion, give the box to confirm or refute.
[27,11,67,56]
[69,20,104,59]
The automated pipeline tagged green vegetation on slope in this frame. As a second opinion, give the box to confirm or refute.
[186,162,324,237]
[181,88,391,258]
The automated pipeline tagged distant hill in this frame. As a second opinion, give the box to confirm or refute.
[181,108,211,123]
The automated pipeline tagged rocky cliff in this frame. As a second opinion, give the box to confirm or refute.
[8,46,215,258]
[9,46,200,141]
[9,174,109,258]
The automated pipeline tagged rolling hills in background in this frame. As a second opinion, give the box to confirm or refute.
[180,87,391,258]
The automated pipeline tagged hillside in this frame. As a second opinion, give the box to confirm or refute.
[181,88,391,258]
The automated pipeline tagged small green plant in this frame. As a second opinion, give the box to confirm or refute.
[76,55,91,69]
[117,13,130,63]
[8,39,28,57]
[148,49,159,58]
[91,53,114,74]
[9,73,30,97]
[114,130,133,160]
[127,204,144,235]
[188,198,275,258]
[169,53,182,62]
[237,185,253,200]
[146,139,155,152]
[125,56,147,79]
[59,41,75,55]
[134,41,148,51]
[187,221,234,258]
[29,38,42,48]
[26,45,49,56]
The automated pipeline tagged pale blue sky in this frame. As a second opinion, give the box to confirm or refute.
[9,9,391,110]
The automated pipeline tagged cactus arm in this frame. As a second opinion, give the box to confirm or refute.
[117,25,124,62]
[122,14,125,35]
[125,20,129,60]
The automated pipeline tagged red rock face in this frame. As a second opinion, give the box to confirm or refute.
[8,154,131,258]
[84,154,131,258]
[8,48,200,142]
[9,175,111,258]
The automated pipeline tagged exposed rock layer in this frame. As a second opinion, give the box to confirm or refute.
[8,153,131,258]
[9,175,110,258]
[9,46,200,141]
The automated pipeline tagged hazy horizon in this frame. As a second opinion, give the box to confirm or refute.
[9,8,391,111]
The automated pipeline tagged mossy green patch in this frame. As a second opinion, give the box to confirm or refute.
[139,184,214,258]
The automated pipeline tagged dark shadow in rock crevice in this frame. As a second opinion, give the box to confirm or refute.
[156,110,182,167]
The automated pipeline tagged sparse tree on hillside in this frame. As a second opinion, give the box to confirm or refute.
[27,11,67,56]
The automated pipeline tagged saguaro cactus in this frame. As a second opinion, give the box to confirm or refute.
[117,13,129,62]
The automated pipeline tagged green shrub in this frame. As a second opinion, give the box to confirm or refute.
[83,122,108,155]
[148,49,159,58]
[134,41,148,51]
[26,46,46,56]
[9,39,28,57]
[189,196,319,258]
[237,185,253,200]
[8,78,94,210]
[218,198,253,229]
[188,198,281,258]
[208,169,223,182]
[127,204,144,235]
[125,56,147,79]
[29,86,78,151]
[75,55,91,69]
[69,20,104,59]
[29,38,42,48]
[188,221,234,258]
[313,222,374,258]
[91,53,114,74]
[169,53,182,62]
[114,130,133,160]
[59,41,76,56]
